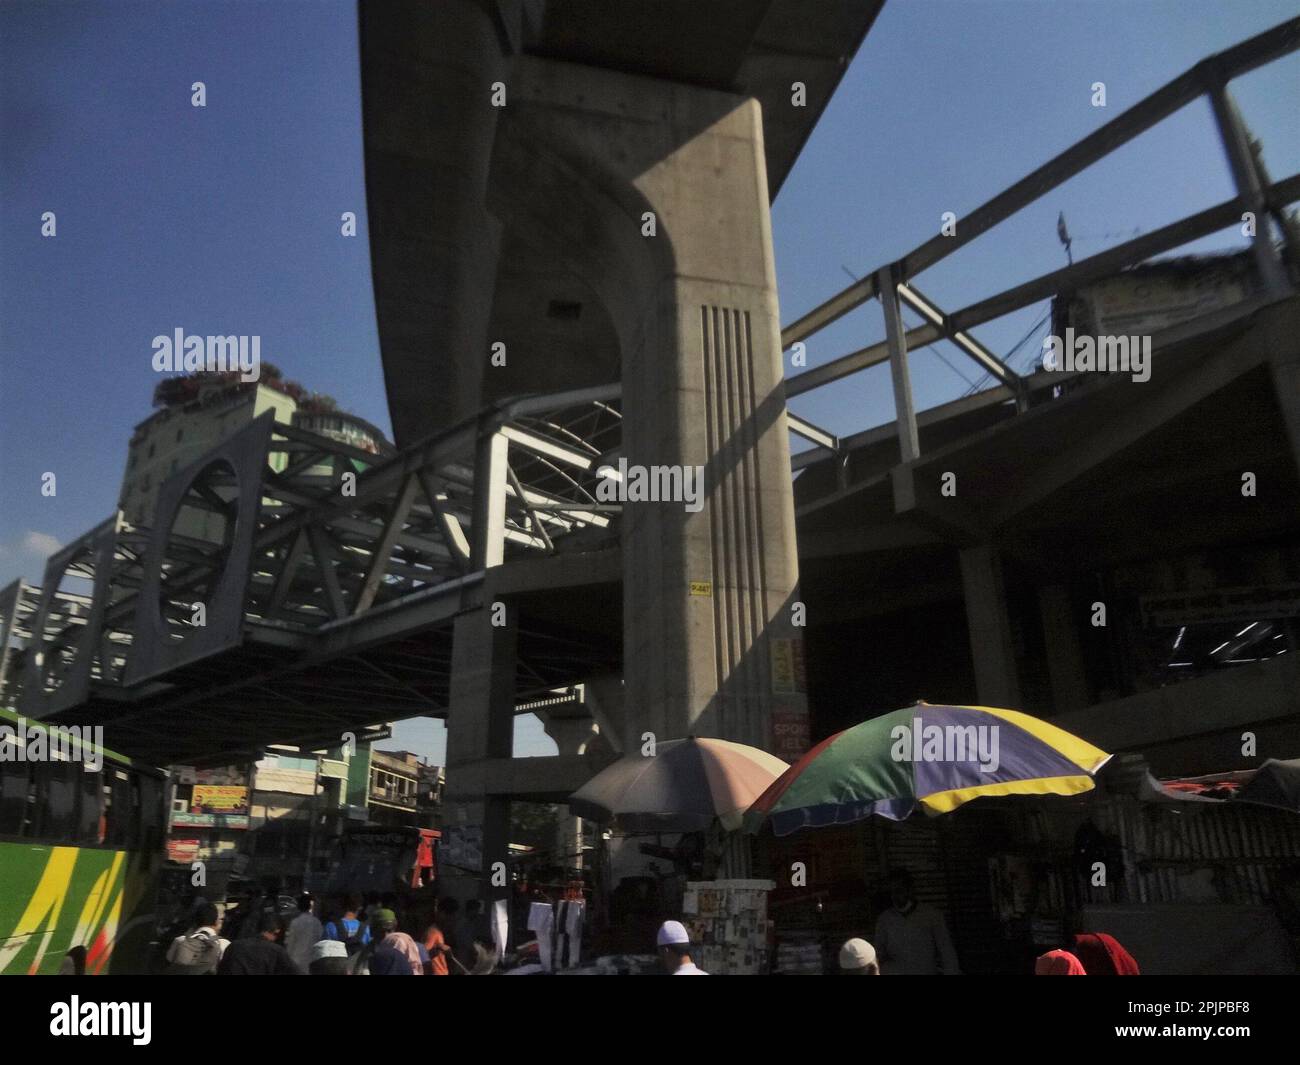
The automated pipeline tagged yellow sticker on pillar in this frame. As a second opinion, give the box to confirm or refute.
[689,581,712,597]
[770,638,807,694]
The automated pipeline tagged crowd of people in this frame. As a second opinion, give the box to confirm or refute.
[160,868,1142,976]
[162,892,496,976]
[829,870,1142,976]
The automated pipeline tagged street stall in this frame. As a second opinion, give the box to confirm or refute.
[754,753,1300,975]
[564,736,787,973]
[973,756,1300,973]
[744,701,1113,974]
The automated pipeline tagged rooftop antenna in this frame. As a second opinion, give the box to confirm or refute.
[1057,211,1073,266]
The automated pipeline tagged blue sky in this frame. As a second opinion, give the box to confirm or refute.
[2,0,1297,763]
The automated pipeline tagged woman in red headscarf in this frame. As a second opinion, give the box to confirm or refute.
[1073,932,1140,975]
[1035,949,1087,975]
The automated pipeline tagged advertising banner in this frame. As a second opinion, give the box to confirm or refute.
[191,785,250,815]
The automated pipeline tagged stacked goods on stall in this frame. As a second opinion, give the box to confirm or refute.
[682,879,776,975]
[775,934,824,974]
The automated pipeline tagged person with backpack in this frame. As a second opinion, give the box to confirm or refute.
[323,895,371,957]
[165,901,228,975]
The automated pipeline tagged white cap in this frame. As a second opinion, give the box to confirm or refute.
[311,939,348,962]
[656,920,691,947]
[838,938,877,971]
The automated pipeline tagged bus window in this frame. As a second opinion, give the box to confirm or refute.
[39,759,79,840]
[101,778,115,845]
[128,773,142,850]
[77,765,102,844]
[104,771,131,848]
[0,761,28,836]
[137,774,163,853]
[105,769,139,850]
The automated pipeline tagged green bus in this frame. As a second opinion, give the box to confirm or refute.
[0,706,166,974]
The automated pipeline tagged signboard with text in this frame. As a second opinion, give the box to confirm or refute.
[191,785,249,816]
[1140,583,1300,627]
[172,812,250,830]
[770,708,811,762]
[770,638,807,695]
[166,839,201,863]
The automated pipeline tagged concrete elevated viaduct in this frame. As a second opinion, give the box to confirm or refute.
[358,0,884,880]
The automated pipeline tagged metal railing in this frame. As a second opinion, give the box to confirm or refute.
[781,16,1300,470]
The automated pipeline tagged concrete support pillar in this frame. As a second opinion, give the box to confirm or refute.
[471,430,509,570]
[540,713,599,757]
[487,59,810,757]
[583,673,628,754]
[447,607,516,767]
[360,0,510,443]
[619,88,808,754]
[443,604,516,898]
[539,712,598,871]
[1038,584,1090,713]
[959,545,1021,708]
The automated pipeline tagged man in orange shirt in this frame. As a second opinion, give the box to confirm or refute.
[423,916,451,976]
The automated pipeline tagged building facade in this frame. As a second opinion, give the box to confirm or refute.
[119,369,393,535]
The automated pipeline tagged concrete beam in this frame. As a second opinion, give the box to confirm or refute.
[1053,653,1300,758]
[880,266,920,464]
[484,545,621,597]
[795,520,942,560]
[988,339,1267,527]
[449,754,609,802]
[891,465,987,544]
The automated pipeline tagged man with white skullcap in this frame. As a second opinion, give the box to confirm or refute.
[656,920,709,975]
[309,938,350,976]
[838,938,880,975]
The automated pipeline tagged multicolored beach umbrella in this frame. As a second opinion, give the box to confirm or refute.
[744,703,1111,837]
[569,737,789,832]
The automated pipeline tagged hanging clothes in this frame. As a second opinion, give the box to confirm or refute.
[527,901,555,972]
[562,899,585,968]
[491,898,509,961]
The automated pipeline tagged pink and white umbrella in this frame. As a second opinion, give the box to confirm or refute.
[568,737,788,832]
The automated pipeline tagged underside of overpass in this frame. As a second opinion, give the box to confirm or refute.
[794,294,1300,776]
[361,0,884,445]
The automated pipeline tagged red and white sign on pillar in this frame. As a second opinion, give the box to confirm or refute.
[769,637,810,761]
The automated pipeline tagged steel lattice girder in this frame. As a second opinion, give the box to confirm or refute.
[3,387,626,756]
